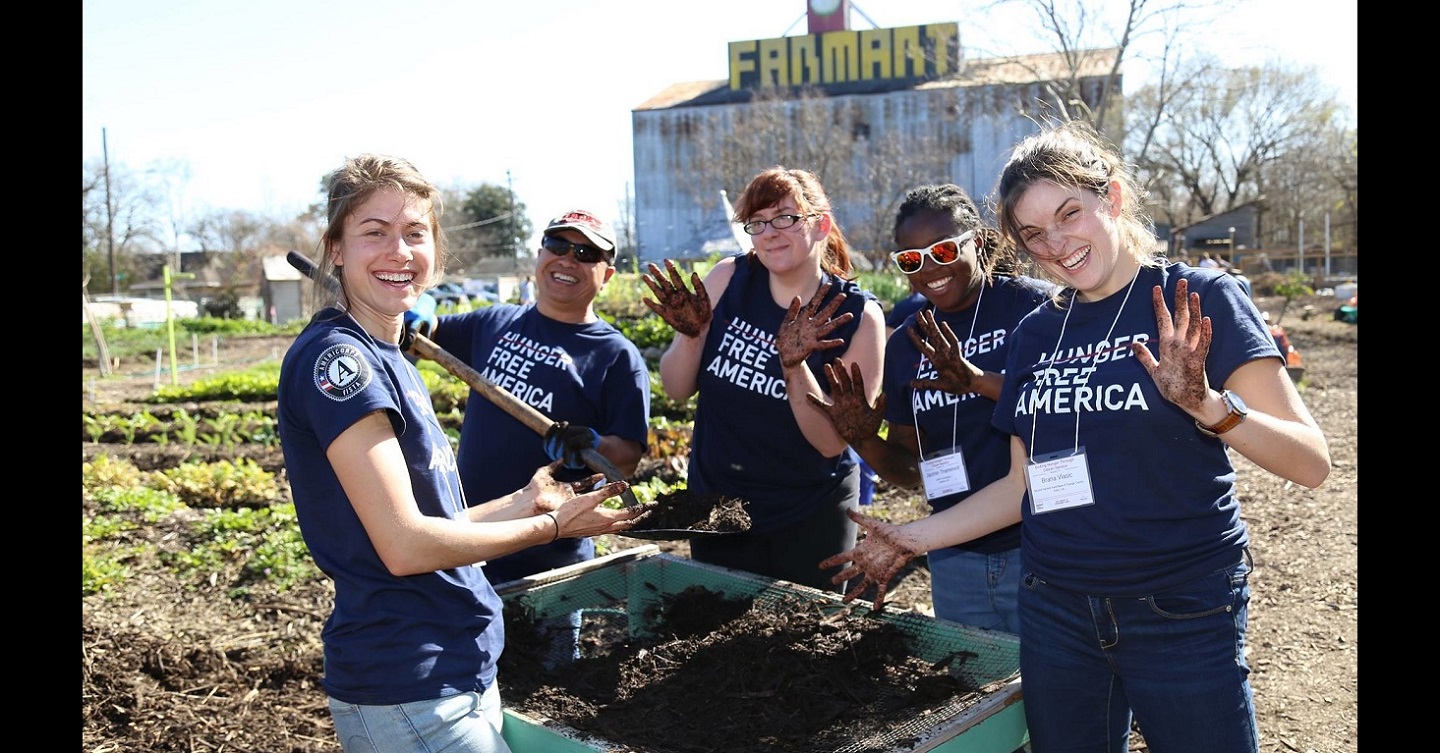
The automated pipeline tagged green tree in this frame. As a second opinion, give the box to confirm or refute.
[445,183,532,274]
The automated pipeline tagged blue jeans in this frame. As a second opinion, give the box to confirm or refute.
[328,683,511,753]
[1018,553,1255,753]
[928,546,1022,634]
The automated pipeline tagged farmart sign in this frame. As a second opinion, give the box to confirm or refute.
[728,22,959,91]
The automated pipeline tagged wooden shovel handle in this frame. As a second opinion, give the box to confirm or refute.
[406,334,639,508]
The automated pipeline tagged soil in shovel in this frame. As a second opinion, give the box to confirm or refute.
[628,490,752,534]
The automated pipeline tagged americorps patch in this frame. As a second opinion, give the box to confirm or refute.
[313,343,371,401]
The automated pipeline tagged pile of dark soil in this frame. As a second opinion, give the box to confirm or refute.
[627,490,751,535]
[498,585,980,753]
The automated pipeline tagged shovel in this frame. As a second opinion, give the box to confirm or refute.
[285,251,642,510]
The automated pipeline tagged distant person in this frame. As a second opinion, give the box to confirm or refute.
[823,122,1330,753]
[519,275,536,306]
[807,183,1054,633]
[885,291,927,335]
[642,166,886,593]
[1198,251,1219,268]
[277,154,640,753]
[1230,266,1254,298]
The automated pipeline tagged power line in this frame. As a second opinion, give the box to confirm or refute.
[443,212,512,232]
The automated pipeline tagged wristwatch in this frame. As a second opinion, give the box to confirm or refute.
[1196,389,1248,437]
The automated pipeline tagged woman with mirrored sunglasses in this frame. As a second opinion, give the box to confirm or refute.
[806,183,1055,634]
[641,166,886,594]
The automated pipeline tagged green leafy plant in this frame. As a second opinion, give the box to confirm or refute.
[201,412,243,446]
[84,414,107,444]
[172,407,200,444]
[165,504,319,594]
[82,549,135,596]
[608,312,674,352]
[82,454,149,491]
[91,486,186,522]
[158,458,283,509]
[151,363,282,403]
[1271,272,1314,325]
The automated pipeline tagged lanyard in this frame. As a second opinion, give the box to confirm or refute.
[911,280,985,453]
[1028,268,1140,460]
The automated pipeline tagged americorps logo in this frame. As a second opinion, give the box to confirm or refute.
[313,344,371,401]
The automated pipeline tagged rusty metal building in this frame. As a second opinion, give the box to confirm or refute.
[630,4,1121,264]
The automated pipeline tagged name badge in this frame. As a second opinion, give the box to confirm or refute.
[920,450,971,501]
[1025,447,1095,514]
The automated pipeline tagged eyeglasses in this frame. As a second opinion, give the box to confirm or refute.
[889,230,975,274]
[541,235,609,264]
[742,213,817,236]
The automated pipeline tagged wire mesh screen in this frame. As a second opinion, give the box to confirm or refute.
[496,551,1023,753]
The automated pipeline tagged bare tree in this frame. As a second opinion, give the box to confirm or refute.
[988,0,1233,137]
[82,158,165,294]
[1252,113,1357,252]
[190,209,269,316]
[1128,57,1340,228]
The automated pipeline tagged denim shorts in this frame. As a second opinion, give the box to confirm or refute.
[327,682,510,753]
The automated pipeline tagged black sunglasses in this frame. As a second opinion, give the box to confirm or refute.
[541,235,609,264]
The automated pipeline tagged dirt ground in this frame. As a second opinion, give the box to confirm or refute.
[81,295,1357,752]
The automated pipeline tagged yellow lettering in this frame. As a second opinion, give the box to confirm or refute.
[859,29,891,80]
[728,24,960,90]
[758,37,789,87]
[789,35,820,85]
[821,31,860,83]
[729,41,757,90]
[925,23,957,74]
[892,25,923,78]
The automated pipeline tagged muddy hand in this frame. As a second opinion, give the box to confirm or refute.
[776,281,853,368]
[818,509,919,610]
[908,308,984,395]
[553,475,644,539]
[1131,278,1212,412]
[806,358,884,446]
[642,260,711,337]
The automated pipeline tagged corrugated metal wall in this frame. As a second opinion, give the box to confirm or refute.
[632,82,1074,264]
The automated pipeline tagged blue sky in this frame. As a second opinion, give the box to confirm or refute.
[82,0,1356,249]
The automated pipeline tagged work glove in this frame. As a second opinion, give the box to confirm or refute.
[404,293,438,339]
[543,421,601,471]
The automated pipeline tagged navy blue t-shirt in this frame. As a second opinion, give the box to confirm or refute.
[994,263,1280,595]
[688,254,873,532]
[883,275,1054,554]
[431,304,650,583]
[278,308,503,705]
[886,292,927,330]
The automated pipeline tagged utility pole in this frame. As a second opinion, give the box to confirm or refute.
[103,128,118,295]
[507,170,518,270]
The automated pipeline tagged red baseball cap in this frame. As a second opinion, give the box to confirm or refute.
[544,209,616,252]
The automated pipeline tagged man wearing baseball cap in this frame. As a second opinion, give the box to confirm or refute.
[405,206,648,663]
[543,209,617,258]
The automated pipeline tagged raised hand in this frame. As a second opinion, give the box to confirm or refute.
[806,358,885,446]
[818,508,922,610]
[642,260,711,337]
[908,308,984,395]
[1131,278,1212,412]
[775,281,854,368]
